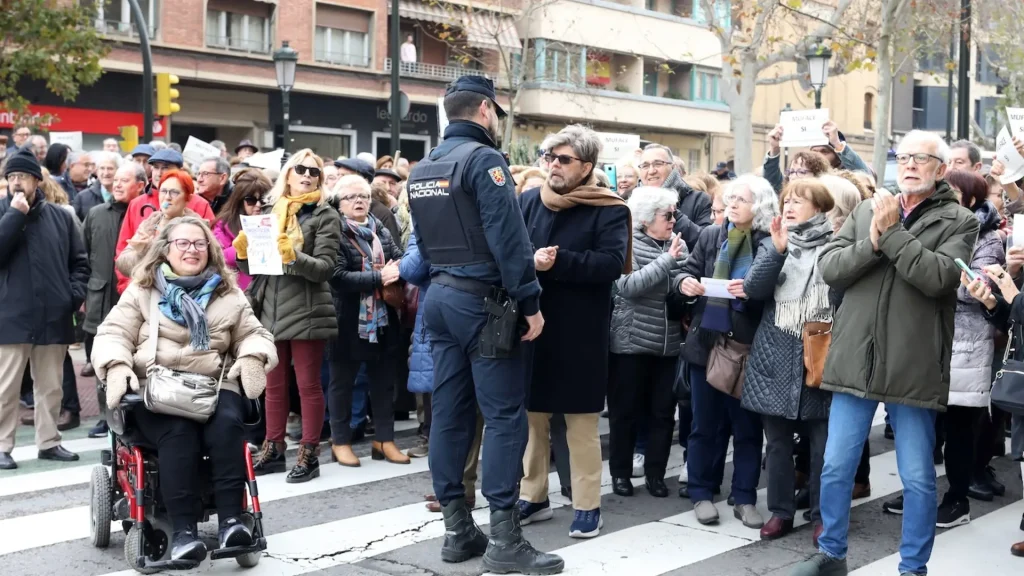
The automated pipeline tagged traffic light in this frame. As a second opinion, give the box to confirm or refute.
[118,125,139,154]
[155,72,180,116]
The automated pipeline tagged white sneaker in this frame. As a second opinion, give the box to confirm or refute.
[631,453,645,478]
[678,464,688,483]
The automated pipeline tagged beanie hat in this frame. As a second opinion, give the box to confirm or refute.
[3,146,43,181]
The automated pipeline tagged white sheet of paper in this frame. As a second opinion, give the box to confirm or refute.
[1008,108,1024,136]
[779,109,829,148]
[240,215,283,276]
[49,131,83,151]
[245,149,284,170]
[701,278,736,300]
[1015,215,1024,249]
[996,141,1024,185]
[182,136,221,167]
[997,126,1013,151]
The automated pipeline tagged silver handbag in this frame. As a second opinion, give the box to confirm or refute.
[142,292,224,423]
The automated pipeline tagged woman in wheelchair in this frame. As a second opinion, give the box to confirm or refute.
[93,216,278,567]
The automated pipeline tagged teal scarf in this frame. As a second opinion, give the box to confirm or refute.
[154,264,222,351]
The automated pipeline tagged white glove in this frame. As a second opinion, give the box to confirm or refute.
[105,364,139,410]
[227,356,267,399]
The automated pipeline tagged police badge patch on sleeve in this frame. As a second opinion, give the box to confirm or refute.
[488,167,507,186]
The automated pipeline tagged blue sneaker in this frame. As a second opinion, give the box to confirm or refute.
[569,508,603,538]
[517,499,553,525]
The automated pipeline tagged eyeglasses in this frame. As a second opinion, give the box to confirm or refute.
[170,239,209,252]
[293,165,322,178]
[895,153,944,165]
[659,210,677,221]
[198,171,223,180]
[159,188,183,198]
[638,160,672,171]
[14,131,30,137]
[340,193,371,202]
[6,173,33,182]
[543,153,582,166]
[243,196,265,206]
[786,169,812,177]
[725,195,753,205]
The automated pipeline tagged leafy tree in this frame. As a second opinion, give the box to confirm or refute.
[0,0,109,125]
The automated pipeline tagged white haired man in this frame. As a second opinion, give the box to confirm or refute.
[791,130,980,576]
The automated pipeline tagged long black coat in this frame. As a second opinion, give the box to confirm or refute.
[519,187,631,414]
[82,200,127,334]
[0,189,90,345]
[328,214,404,362]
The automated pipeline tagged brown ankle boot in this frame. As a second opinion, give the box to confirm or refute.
[331,444,360,467]
[372,441,411,464]
[253,440,286,476]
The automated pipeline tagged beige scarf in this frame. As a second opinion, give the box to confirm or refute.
[540,176,633,273]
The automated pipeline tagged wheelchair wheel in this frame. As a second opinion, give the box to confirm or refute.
[235,512,262,568]
[124,518,171,574]
[89,466,112,548]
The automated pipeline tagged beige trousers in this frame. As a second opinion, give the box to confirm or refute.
[0,344,67,453]
[521,412,602,511]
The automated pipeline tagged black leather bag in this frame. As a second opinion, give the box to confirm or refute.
[993,324,1024,415]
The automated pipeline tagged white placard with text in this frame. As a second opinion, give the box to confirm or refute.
[182,136,221,167]
[779,109,829,148]
[49,131,83,152]
[240,215,284,276]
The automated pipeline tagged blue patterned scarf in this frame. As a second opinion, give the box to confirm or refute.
[154,263,222,351]
[699,223,753,334]
[345,218,389,343]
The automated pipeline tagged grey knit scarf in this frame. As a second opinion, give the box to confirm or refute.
[774,213,834,337]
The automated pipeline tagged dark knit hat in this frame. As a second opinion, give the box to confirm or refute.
[3,146,43,181]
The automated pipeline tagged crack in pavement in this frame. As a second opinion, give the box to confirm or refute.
[363,556,444,576]
[262,517,442,567]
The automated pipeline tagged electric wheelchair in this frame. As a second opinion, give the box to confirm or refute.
[88,393,267,573]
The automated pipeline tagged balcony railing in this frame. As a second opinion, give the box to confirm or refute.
[315,49,370,68]
[94,19,156,39]
[385,58,490,83]
[205,35,271,55]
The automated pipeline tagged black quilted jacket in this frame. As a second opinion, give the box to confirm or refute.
[740,237,832,421]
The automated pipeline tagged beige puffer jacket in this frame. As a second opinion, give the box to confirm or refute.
[92,283,278,396]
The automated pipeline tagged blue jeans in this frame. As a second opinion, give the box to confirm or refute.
[818,392,937,574]
[686,364,762,505]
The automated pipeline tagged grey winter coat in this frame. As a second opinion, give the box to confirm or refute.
[741,237,832,420]
[610,227,688,356]
[238,201,342,341]
[950,201,1005,407]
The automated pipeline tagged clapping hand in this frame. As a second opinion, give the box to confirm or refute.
[870,189,900,251]
[961,271,997,311]
[534,246,558,272]
[769,215,787,254]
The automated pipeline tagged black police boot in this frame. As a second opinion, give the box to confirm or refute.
[218,516,253,549]
[440,497,488,563]
[482,507,564,575]
[170,527,208,566]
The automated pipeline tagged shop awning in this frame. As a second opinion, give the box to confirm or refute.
[465,11,521,53]
[392,0,521,53]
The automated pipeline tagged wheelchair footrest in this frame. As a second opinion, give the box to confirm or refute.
[209,540,265,560]
[138,558,201,571]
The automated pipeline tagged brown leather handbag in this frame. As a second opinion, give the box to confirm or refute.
[802,321,833,388]
[706,336,751,399]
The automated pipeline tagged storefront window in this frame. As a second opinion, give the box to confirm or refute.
[288,131,354,161]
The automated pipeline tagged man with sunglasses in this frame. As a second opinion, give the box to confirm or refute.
[408,76,562,575]
[113,149,214,294]
[791,130,979,576]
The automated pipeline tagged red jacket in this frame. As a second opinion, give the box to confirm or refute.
[114,190,215,293]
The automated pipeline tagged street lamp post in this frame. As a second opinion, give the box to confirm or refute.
[806,42,833,110]
[273,41,299,152]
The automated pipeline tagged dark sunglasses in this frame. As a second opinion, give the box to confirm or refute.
[293,165,322,178]
[243,196,265,206]
[543,152,582,166]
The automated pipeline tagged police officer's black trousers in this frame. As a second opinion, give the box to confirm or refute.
[424,284,528,511]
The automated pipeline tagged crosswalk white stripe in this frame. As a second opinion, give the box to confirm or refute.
[0,419,424,497]
[850,499,1024,575]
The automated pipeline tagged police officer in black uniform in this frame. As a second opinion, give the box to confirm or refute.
[407,77,563,575]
